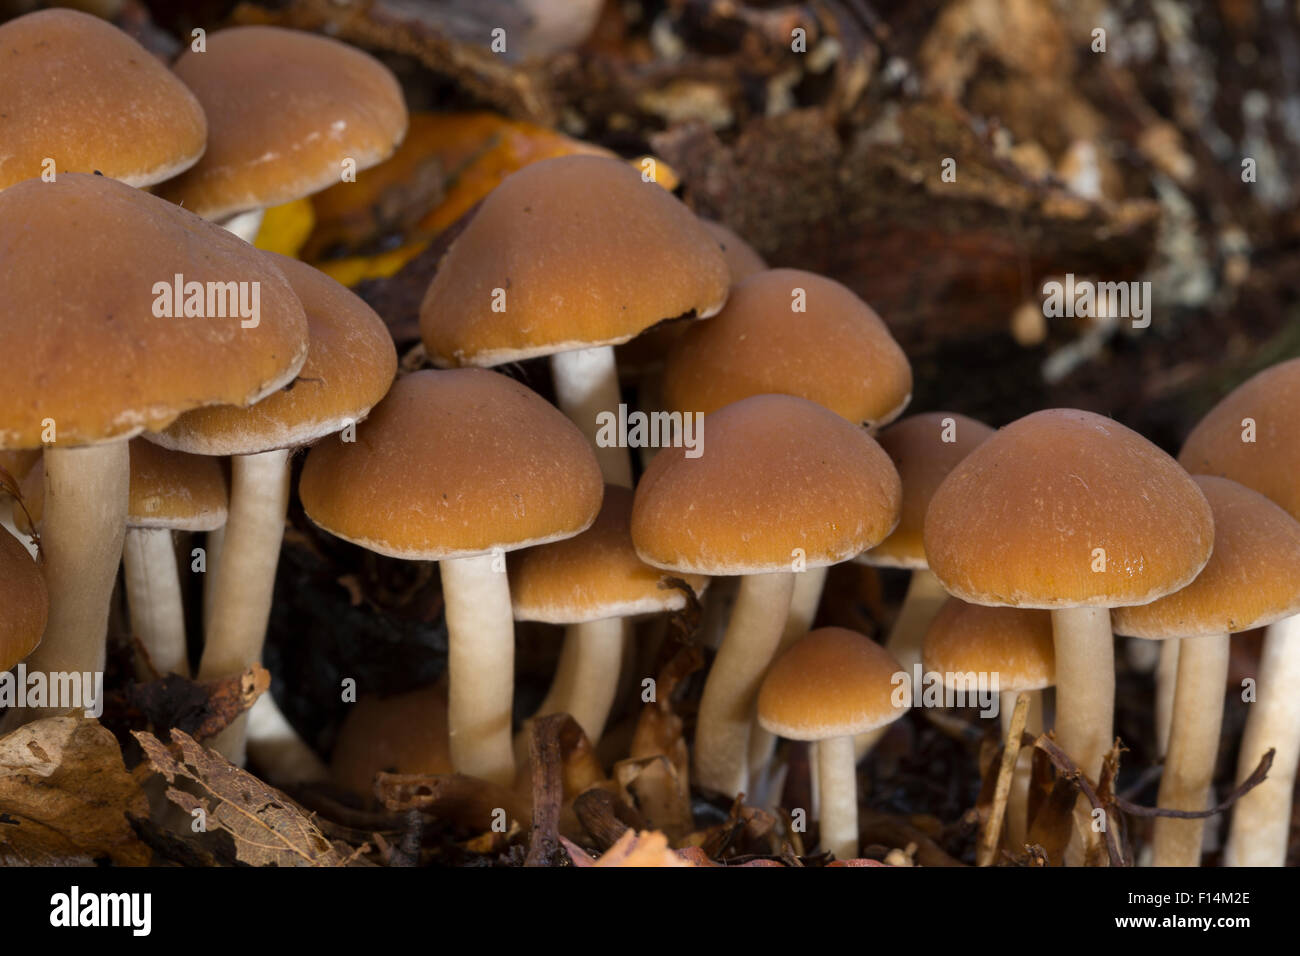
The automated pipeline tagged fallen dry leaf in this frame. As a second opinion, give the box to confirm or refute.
[0,716,150,866]
[562,829,696,867]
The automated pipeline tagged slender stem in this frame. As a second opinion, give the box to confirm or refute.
[695,570,795,795]
[3,443,128,728]
[530,617,625,743]
[244,692,330,787]
[196,448,291,765]
[123,527,190,678]
[1153,633,1229,867]
[817,735,859,859]
[1003,689,1043,850]
[441,552,516,786]
[1155,638,1179,759]
[550,346,633,489]
[1225,613,1300,866]
[203,525,226,635]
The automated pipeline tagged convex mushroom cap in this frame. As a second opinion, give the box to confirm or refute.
[0,174,308,449]
[160,26,408,220]
[660,269,912,427]
[860,412,994,568]
[922,598,1055,692]
[0,9,206,191]
[924,409,1214,608]
[151,253,397,456]
[0,526,47,671]
[510,485,707,623]
[420,154,730,366]
[631,394,902,576]
[758,627,910,740]
[300,369,604,559]
[1113,476,1300,638]
[331,682,453,800]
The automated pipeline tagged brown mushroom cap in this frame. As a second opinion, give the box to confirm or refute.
[0,9,206,192]
[860,412,995,568]
[631,394,902,575]
[331,681,453,800]
[0,450,40,484]
[1113,476,1300,639]
[699,219,766,282]
[660,269,912,427]
[0,524,47,671]
[1178,358,1300,520]
[510,485,708,624]
[152,253,397,456]
[300,369,604,560]
[921,598,1055,692]
[924,408,1214,609]
[757,627,909,739]
[419,154,730,366]
[0,174,308,449]
[159,26,408,220]
[19,439,228,532]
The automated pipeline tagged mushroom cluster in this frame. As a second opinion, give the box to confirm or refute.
[2,7,1298,871]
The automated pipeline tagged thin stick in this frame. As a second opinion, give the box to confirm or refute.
[979,692,1029,866]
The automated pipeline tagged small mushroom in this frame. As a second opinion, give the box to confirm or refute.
[0,525,47,675]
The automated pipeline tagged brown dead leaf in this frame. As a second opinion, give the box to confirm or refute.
[0,717,150,866]
[134,728,354,867]
[125,666,269,744]
[562,829,696,867]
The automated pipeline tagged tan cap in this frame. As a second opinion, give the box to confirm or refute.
[1178,358,1300,520]
[0,173,309,449]
[152,253,397,456]
[331,681,452,800]
[160,26,408,220]
[699,219,766,282]
[18,439,227,532]
[0,9,206,192]
[921,598,1055,692]
[631,394,902,575]
[860,412,995,568]
[510,485,708,624]
[757,627,909,739]
[0,450,40,483]
[660,269,912,427]
[0,524,47,671]
[300,369,603,560]
[1113,476,1300,639]
[924,409,1214,609]
[420,154,730,366]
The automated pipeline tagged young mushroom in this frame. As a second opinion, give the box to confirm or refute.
[631,394,901,795]
[1112,476,1300,866]
[299,369,603,786]
[331,680,453,805]
[757,627,910,859]
[1176,358,1300,866]
[924,409,1214,861]
[0,174,308,728]
[159,26,408,240]
[0,525,48,676]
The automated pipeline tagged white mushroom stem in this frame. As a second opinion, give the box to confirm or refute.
[550,346,633,489]
[1153,632,1229,867]
[817,734,859,859]
[1225,613,1300,866]
[1155,638,1179,758]
[2,443,128,729]
[245,692,331,788]
[529,616,625,743]
[441,551,517,786]
[1001,689,1044,850]
[196,448,291,764]
[123,527,190,678]
[695,570,795,795]
[221,208,265,244]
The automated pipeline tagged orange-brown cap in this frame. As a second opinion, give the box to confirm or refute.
[757,627,910,739]
[924,409,1214,609]
[0,9,206,192]
[510,485,708,623]
[860,412,995,568]
[160,26,407,220]
[420,155,730,366]
[0,524,47,671]
[699,219,766,282]
[300,369,603,560]
[1178,359,1300,520]
[152,253,397,456]
[631,394,902,575]
[0,174,309,449]
[660,269,912,427]
[1113,476,1300,638]
[19,439,228,532]
[0,450,40,484]
[331,681,452,800]
[921,598,1055,692]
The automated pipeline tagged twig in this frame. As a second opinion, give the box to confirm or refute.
[1116,749,1274,819]
[978,692,1028,866]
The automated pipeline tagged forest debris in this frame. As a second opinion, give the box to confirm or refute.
[374,772,530,831]
[977,691,1029,865]
[525,713,575,866]
[572,787,643,850]
[125,665,270,744]
[858,808,966,867]
[562,829,695,867]
[134,728,355,867]
[0,717,149,866]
